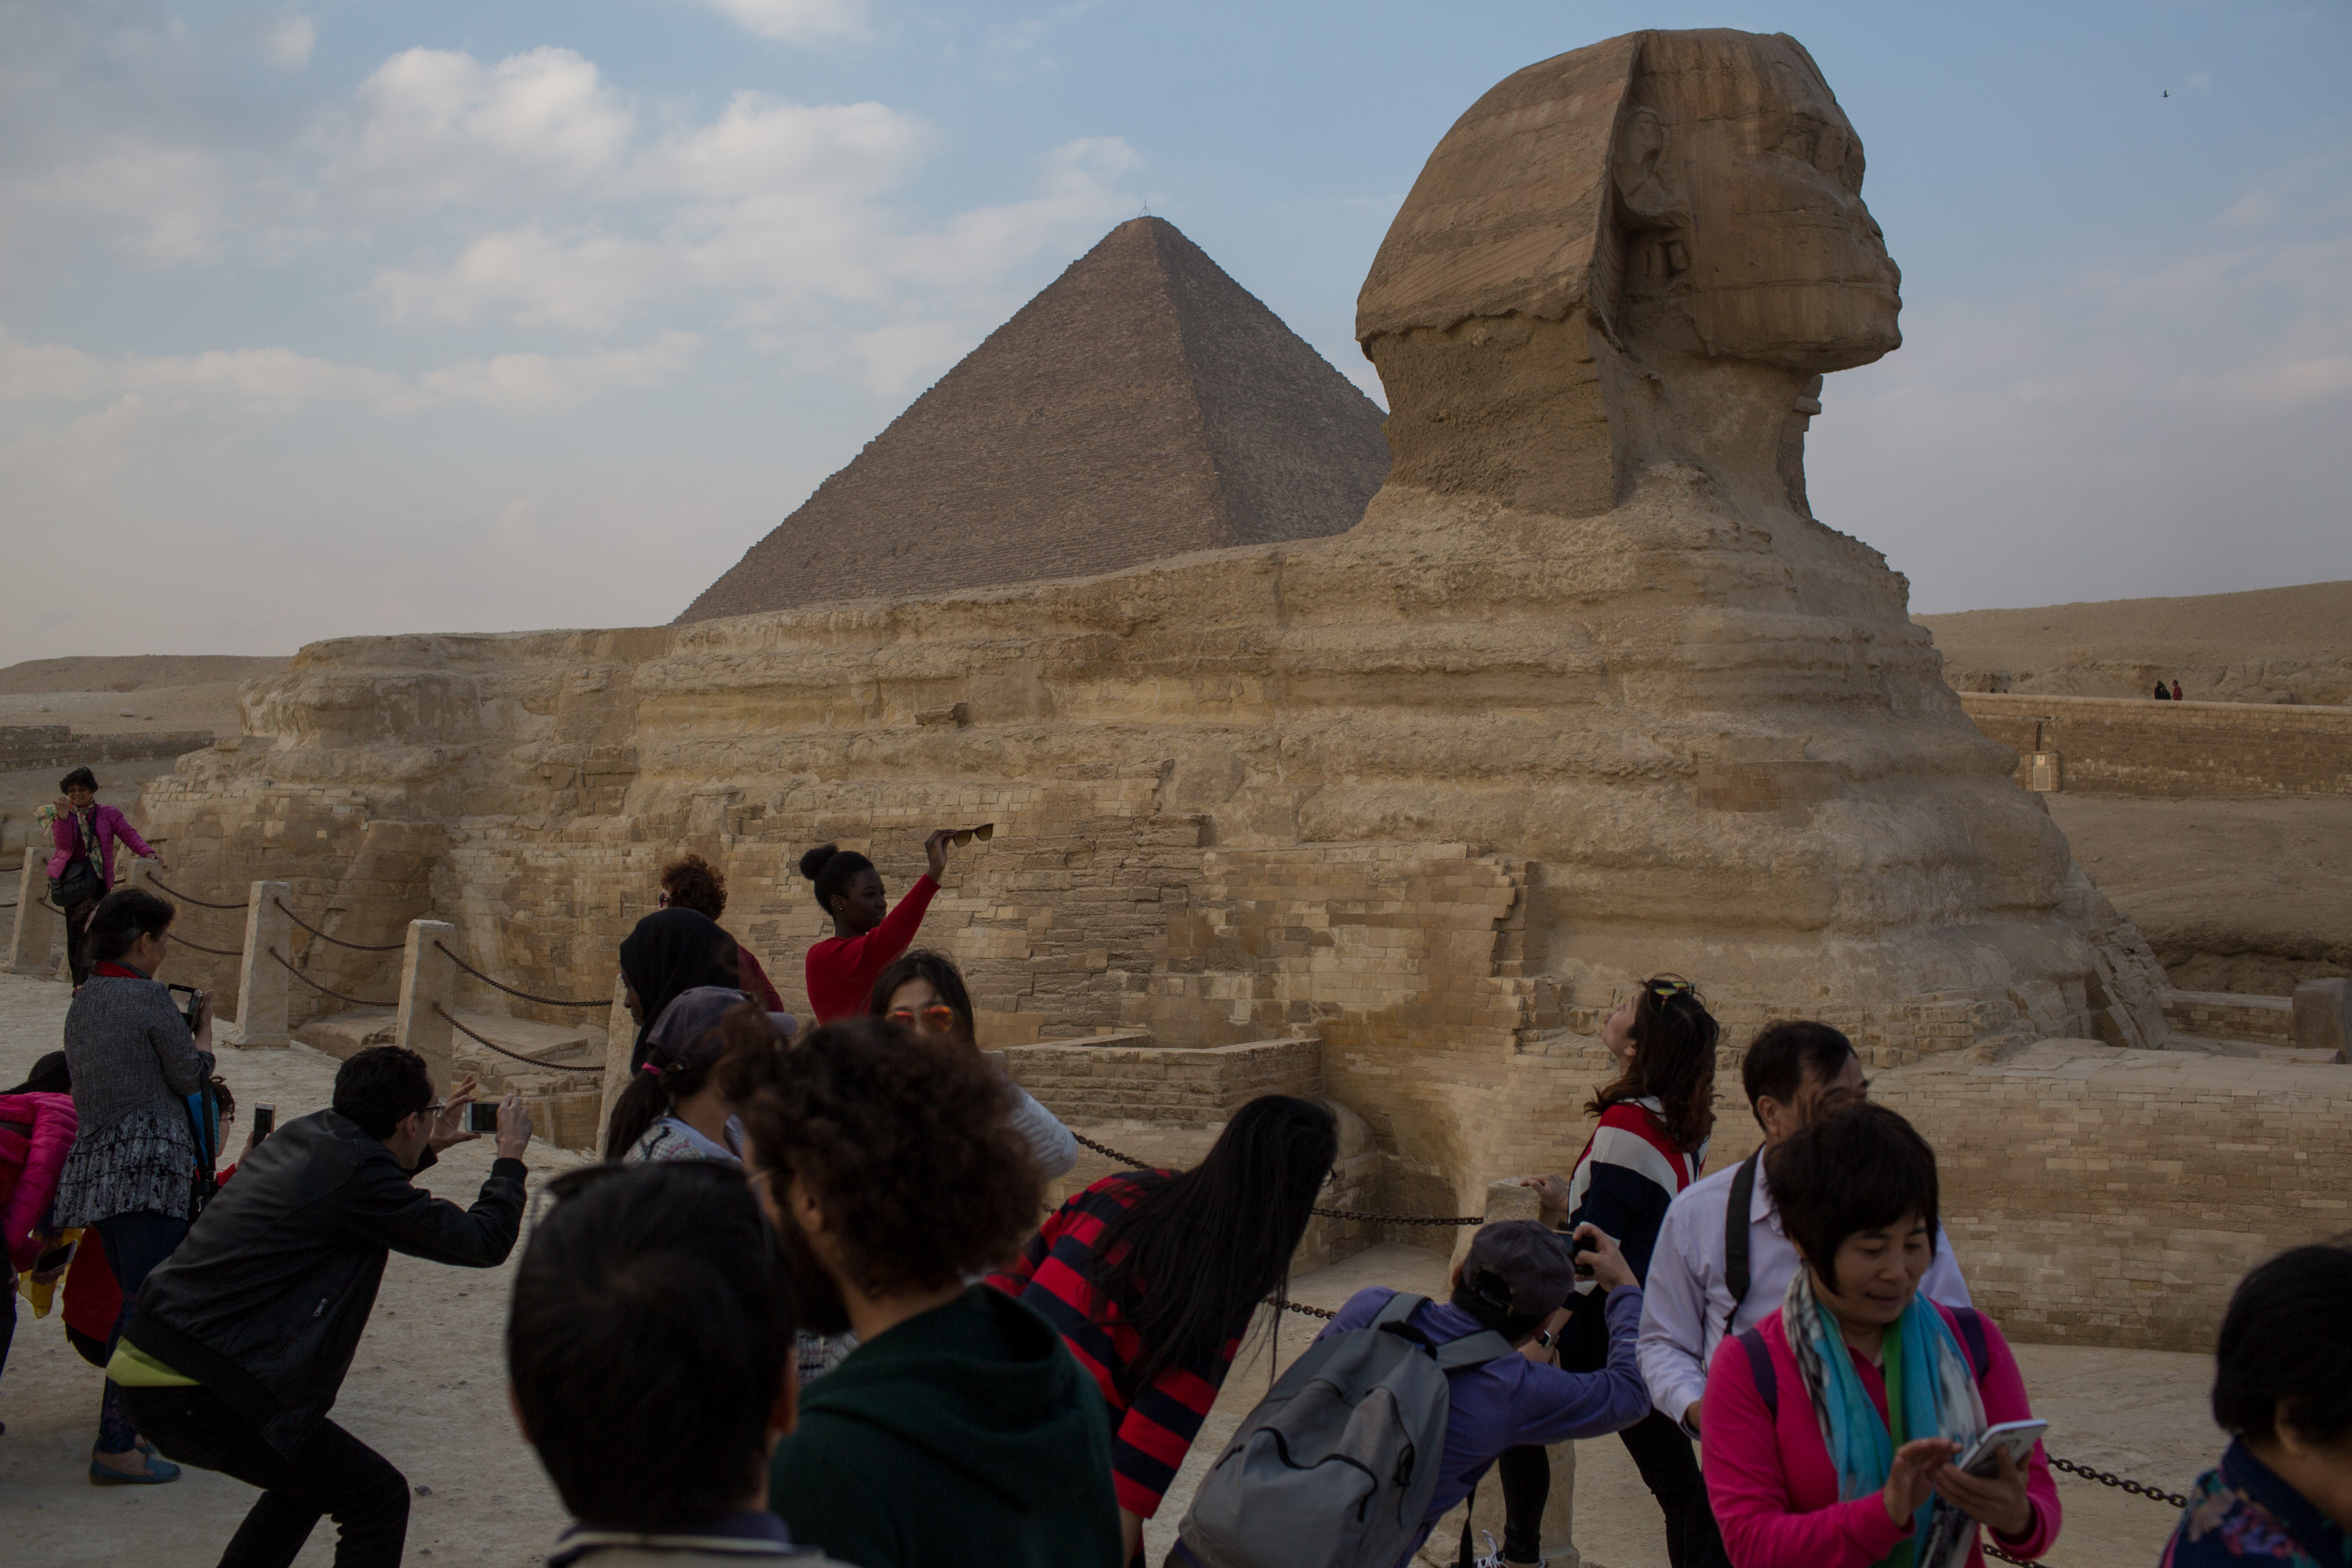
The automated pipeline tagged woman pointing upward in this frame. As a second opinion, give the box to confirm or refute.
[800,829,956,1023]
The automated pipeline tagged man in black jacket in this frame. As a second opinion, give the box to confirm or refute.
[115,1045,532,1568]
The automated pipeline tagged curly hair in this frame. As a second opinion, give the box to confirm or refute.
[722,1014,1040,1295]
[659,853,727,920]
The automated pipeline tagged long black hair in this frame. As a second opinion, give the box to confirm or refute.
[1085,1094,1338,1399]
[1586,975,1719,1152]
[865,949,976,1043]
[86,887,176,965]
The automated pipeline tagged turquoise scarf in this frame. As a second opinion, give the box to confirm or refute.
[1784,1265,1985,1568]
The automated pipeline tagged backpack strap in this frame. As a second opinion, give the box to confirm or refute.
[1737,1325,1777,1419]
[1432,1329,1519,1372]
[1372,1291,1429,1330]
[1721,1149,1762,1343]
[1950,1305,1990,1381]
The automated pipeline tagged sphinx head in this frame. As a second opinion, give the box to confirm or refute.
[1357,29,1900,519]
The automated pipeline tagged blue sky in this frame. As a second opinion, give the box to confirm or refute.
[3,1,2347,664]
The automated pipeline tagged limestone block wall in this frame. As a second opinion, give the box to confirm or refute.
[1875,1044,2352,1350]
[1007,1036,1323,1123]
[1961,693,2352,797]
[0,724,218,772]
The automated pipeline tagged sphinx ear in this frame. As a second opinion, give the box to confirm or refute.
[1612,107,1686,227]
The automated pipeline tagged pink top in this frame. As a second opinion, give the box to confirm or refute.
[1702,1301,2061,1568]
[47,803,154,887]
[0,1091,79,1271]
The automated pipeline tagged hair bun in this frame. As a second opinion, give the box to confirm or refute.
[798,844,839,881]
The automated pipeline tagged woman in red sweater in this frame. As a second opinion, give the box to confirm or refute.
[799,831,955,1023]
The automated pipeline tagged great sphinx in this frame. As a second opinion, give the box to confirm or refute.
[140,29,2168,1203]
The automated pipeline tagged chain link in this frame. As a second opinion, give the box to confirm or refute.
[434,1004,605,1074]
[278,899,406,952]
[267,948,396,1009]
[432,942,608,1008]
[2045,1454,2187,1510]
[172,934,245,957]
[148,876,247,910]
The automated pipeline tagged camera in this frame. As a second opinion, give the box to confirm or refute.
[465,1102,501,1134]
[166,982,205,1036]
[252,1103,275,1139]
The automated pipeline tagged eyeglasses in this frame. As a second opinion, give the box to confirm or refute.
[947,823,995,845]
[886,1005,960,1033]
[1644,977,1699,1002]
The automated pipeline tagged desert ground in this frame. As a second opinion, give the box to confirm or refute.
[2,971,2216,1568]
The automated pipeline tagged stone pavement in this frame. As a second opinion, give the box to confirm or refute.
[5,971,2219,1567]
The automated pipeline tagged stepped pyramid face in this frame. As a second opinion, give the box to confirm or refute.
[677,216,1391,622]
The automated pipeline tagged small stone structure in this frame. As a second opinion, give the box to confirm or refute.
[1962,692,2352,797]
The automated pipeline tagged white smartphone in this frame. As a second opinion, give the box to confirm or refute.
[1954,1418,2046,1478]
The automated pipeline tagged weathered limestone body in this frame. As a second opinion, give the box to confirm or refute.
[141,31,2169,1229]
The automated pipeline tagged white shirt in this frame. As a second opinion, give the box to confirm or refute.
[1635,1151,1973,1433]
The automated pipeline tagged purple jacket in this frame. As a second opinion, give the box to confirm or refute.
[48,803,154,888]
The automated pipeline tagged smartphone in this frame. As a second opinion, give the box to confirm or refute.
[252,1103,275,1139]
[35,1241,76,1273]
[465,1102,501,1134]
[1954,1418,2047,1478]
[1568,1225,1599,1280]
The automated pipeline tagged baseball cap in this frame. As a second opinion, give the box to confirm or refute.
[1460,1218,1581,1319]
[645,986,797,1066]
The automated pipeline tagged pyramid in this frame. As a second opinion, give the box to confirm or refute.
[676,217,1391,622]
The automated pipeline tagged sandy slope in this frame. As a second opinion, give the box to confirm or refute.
[1918,579,2352,703]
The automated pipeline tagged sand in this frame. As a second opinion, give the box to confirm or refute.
[2050,793,2352,994]
[1918,580,2352,704]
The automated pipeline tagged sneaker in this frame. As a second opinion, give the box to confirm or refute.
[90,1453,181,1485]
[1468,1529,1544,1568]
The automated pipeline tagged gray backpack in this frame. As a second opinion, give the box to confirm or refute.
[1174,1291,1515,1568]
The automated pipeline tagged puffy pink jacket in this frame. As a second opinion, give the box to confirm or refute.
[0,1091,79,1271]
[48,802,154,888]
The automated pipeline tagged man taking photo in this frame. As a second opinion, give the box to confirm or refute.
[111,1045,532,1568]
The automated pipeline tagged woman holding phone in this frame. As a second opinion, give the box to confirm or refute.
[52,887,210,1484]
[1700,1102,2060,1567]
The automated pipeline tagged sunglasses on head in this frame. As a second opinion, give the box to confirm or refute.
[947,823,994,845]
[886,1004,960,1033]
[1644,977,1700,1004]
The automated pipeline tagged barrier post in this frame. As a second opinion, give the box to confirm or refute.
[221,881,292,1047]
[9,850,63,975]
[597,970,633,1158]
[393,920,459,1088]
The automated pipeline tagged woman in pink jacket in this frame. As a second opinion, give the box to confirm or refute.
[45,767,158,987]
[1701,1102,2060,1568]
[1,1051,82,1433]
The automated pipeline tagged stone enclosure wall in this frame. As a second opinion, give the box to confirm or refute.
[1960,692,2352,797]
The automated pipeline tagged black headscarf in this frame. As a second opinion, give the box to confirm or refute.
[618,909,740,1071]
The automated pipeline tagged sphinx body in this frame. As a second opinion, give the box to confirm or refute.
[140,30,2167,1210]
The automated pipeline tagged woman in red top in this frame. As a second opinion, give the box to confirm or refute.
[799,831,956,1023]
[989,1095,1339,1567]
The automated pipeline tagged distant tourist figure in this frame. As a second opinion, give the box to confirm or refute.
[800,831,957,1023]
[44,767,159,988]
[617,907,741,1073]
[2155,680,2172,699]
[2172,679,2185,701]
[1510,977,1722,1568]
[868,949,1078,1178]
[659,853,786,1011]
[2164,1240,2352,1566]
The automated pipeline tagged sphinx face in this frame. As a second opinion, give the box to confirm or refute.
[1628,35,1903,372]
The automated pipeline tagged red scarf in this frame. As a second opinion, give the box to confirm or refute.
[93,960,147,980]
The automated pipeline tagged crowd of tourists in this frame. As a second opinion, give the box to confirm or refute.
[1,808,2347,1567]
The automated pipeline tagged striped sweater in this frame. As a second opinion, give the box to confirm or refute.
[1559,1096,1704,1364]
[986,1172,1240,1519]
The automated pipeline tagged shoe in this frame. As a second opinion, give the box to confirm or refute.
[1468,1530,1544,1568]
[90,1453,181,1485]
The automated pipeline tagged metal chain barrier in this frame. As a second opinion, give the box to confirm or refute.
[277,899,406,953]
[432,942,607,1008]
[434,1004,605,1074]
[172,934,245,957]
[148,876,247,910]
[267,948,396,1009]
[2045,1454,2187,1509]
[1268,1298,1336,1320]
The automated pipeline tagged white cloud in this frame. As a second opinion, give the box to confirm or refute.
[263,16,315,72]
[28,140,230,266]
[419,331,705,410]
[335,47,638,210]
[689,0,870,44]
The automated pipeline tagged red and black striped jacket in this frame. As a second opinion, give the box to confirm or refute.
[987,1171,1241,1519]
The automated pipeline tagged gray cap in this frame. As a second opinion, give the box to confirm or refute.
[645,986,797,1066]
[1461,1218,1581,1317]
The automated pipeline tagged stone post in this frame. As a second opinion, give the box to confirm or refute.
[221,881,292,1048]
[597,969,634,1159]
[9,849,62,976]
[393,920,459,1089]
[2292,978,2352,1063]
[124,854,165,895]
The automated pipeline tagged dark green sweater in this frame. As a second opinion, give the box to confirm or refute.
[770,1286,1123,1568]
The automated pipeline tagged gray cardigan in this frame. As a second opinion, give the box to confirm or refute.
[64,974,205,1138]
